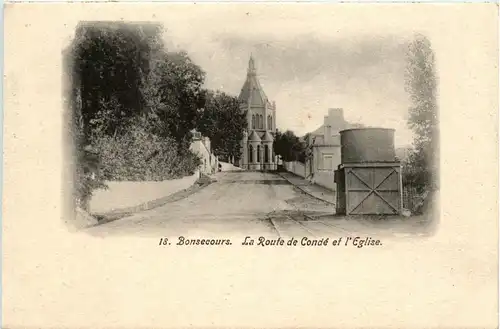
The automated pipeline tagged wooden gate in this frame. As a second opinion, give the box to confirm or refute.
[336,163,402,215]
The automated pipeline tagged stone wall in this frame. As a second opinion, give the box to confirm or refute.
[284,161,306,178]
[283,161,336,191]
[89,170,199,214]
[312,171,336,191]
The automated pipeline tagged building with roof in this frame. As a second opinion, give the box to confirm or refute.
[304,108,345,189]
[238,55,277,170]
[304,108,366,190]
[190,129,219,175]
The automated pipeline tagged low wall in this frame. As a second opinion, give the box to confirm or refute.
[312,171,336,191]
[90,170,199,214]
[220,162,243,172]
[283,161,306,178]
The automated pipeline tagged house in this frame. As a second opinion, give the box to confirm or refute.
[305,108,346,190]
[190,130,218,175]
[304,108,365,190]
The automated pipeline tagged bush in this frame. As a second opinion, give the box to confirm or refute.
[91,122,201,181]
[75,146,108,211]
[401,152,430,215]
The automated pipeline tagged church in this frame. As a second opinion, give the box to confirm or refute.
[237,55,278,171]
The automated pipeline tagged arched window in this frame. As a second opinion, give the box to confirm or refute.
[252,115,255,129]
[264,145,269,163]
[268,116,272,130]
[257,145,261,163]
[249,145,253,163]
[260,115,264,129]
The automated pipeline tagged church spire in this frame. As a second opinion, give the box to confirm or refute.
[248,54,256,76]
[239,54,268,106]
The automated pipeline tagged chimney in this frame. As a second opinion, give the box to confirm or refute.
[327,108,345,132]
[328,108,344,120]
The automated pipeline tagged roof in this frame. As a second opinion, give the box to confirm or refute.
[238,55,269,107]
[309,120,364,137]
[310,125,324,136]
[261,131,274,142]
[248,130,262,142]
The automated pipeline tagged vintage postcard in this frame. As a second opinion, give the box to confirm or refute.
[3,3,498,329]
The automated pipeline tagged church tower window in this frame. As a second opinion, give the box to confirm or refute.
[268,116,272,130]
[260,115,264,129]
[252,115,256,129]
[264,145,269,163]
[257,145,261,162]
[249,145,253,163]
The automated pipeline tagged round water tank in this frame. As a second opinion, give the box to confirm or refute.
[340,128,396,163]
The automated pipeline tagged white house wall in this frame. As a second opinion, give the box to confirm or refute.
[309,145,341,191]
[190,140,216,175]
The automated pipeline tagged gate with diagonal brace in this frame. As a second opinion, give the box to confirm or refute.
[335,162,403,215]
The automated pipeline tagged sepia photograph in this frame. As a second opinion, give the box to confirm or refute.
[4,3,498,329]
[64,18,439,238]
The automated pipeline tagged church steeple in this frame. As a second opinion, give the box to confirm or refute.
[248,53,256,76]
[238,55,268,106]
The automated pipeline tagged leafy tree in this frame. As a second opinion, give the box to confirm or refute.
[71,22,206,151]
[303,132,312,144]
[274,129,307,163]
[69,23,207,210]
[197,91,247,161]
[71,23,163,142]
[404,34,439,193]
[141,50,206,151]
[69,23,165,210]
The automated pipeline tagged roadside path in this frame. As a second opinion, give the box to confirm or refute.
[278,171,336,205]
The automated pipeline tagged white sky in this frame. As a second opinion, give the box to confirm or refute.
[158,6,416,147]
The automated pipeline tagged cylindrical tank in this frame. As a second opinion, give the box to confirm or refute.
[340,128,396,163]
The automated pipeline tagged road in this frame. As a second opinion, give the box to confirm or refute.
[86,171,433,239]
[86,171,349,238]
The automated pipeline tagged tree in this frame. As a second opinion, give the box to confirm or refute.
[71,23,163,143]
[404,34,439,193]
[141,50,206,151]
[274,129,307,163]
[197,91,247,161]
[69,23,206,210]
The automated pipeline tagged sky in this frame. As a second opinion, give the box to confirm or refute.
[158,6,415,147]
